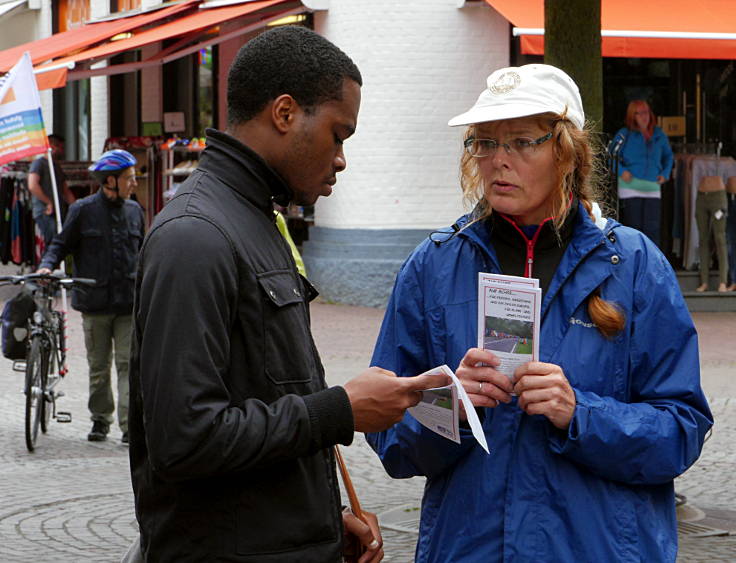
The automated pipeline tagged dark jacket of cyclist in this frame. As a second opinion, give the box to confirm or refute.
[39,182,144,314]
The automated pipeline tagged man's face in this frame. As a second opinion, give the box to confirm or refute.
[111,167,137,199]
[281,79,361,206]
[49,138,64,158]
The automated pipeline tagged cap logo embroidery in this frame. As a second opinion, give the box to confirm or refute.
[489,71,521,95]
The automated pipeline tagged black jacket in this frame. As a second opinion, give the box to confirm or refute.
[128,130,355,562]
[39,189,144,313]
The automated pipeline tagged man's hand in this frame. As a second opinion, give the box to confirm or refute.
[343,367,450,432]
[342,508,383,563]
[656,175,666,184]
[621,170,632,183]
[36,268,52,275]
[455,348,513,420]
[513,361,576,430]
[44,202,54,216]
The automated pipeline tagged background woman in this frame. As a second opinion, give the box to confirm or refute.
[612,99,673,248]
[366,65,711,562]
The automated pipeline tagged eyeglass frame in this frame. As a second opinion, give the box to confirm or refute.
[463,131,553,159]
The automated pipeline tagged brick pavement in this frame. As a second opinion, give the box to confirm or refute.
[0,296,733,562]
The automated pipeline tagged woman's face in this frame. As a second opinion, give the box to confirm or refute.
[634,105,650,131]
[474,116,558,226]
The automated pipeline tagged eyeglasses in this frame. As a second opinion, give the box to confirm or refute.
[463,132,553,159]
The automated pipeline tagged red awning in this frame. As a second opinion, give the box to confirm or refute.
[0,0,198,73]
[485,0,736,59]
[46,0,293,76]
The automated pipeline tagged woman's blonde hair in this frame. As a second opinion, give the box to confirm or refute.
[459,113,625,338]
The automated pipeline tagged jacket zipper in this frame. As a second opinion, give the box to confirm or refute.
[499,214,551,279]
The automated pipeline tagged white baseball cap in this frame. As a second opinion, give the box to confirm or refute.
[447,64,585,130]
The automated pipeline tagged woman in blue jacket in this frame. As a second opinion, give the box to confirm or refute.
[611,100,673,248]
[366,65,711,562]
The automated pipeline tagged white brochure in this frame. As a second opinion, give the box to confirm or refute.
[408,365,489,454]
[478,273,541,380]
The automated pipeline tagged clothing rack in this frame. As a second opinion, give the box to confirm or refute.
[671,141,721,155]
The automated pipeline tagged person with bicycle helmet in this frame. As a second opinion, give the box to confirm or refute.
[37,149,145,444]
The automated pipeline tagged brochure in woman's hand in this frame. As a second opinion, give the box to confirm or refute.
[408,365,489,454]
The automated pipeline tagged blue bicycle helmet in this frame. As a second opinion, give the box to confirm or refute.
[88,149,137,183]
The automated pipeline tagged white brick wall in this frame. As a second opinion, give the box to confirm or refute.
[313,0,509,230]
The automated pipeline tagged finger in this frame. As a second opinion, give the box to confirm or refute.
[404,373,451,391]
[459,348,500,368]
[514,374,562,394]
[465,392,499,408]
[342,511,375,549]
[363,511,383,554]
[463,379,511,405]
[369,366,396,378]
[516,387,555,411]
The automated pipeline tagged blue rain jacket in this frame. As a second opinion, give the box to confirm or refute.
[612,126,674,183]
[366,203,712,562]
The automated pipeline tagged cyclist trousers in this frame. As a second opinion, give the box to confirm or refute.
[82,312,131,433]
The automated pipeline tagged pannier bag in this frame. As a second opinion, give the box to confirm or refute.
[1,290,36,360]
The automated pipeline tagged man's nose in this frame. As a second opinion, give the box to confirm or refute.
[334,146,346,172]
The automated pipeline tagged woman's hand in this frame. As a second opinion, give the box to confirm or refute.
[621,170,632,183]
[656,175,666,184]
[513,362,576,430]
[456,348,513,420]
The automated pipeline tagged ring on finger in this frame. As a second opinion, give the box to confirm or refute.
[478,382,483,394]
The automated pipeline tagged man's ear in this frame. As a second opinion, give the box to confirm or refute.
[271,94,299,133]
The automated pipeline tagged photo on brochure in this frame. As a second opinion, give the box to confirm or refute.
[477,279,541,380]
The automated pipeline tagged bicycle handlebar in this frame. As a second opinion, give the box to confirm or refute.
[0,273,97,288]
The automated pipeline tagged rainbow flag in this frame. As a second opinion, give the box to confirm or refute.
[0,52,49,166]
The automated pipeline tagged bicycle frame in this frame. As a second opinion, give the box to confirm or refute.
[1,272,95,451]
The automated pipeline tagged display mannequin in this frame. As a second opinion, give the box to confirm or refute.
[695,176,729,292]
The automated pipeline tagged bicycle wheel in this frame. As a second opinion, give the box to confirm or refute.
[24,336,47,452]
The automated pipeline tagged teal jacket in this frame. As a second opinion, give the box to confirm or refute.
[613,126,674,182]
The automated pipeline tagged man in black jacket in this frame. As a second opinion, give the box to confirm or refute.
[39,149,144,444]
[128,26,447,562]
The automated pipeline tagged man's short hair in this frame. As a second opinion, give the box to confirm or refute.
[48,133,65,144]
[227,25,362,125]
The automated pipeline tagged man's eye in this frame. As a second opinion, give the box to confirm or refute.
[334,135,344,146]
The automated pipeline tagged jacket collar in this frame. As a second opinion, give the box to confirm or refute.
[199,129,293,217]
[96,186,123,208]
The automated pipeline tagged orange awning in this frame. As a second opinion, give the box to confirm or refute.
[47,0,290,74]
[34,67,68,90]
[0,0,198,73]
[485,0,736,59]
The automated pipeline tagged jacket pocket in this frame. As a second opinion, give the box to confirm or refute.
[255,270,315,385]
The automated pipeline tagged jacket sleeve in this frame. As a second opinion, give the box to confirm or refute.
[38,201,81,270]
[658,127,674,179]
[549,245,713,484]
[365,250,478,479]
[136,216,353,482]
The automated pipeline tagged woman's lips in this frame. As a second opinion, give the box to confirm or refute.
[492,181,517,193]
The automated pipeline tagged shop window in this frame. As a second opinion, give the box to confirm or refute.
[52,79,91,161]
[56,0,90,31]
[109,0,141,14]
[196,46,216,136]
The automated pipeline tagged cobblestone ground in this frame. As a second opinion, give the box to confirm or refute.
[0,296,733,561]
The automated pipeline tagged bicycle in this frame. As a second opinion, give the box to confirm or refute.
[0,273,95,452]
